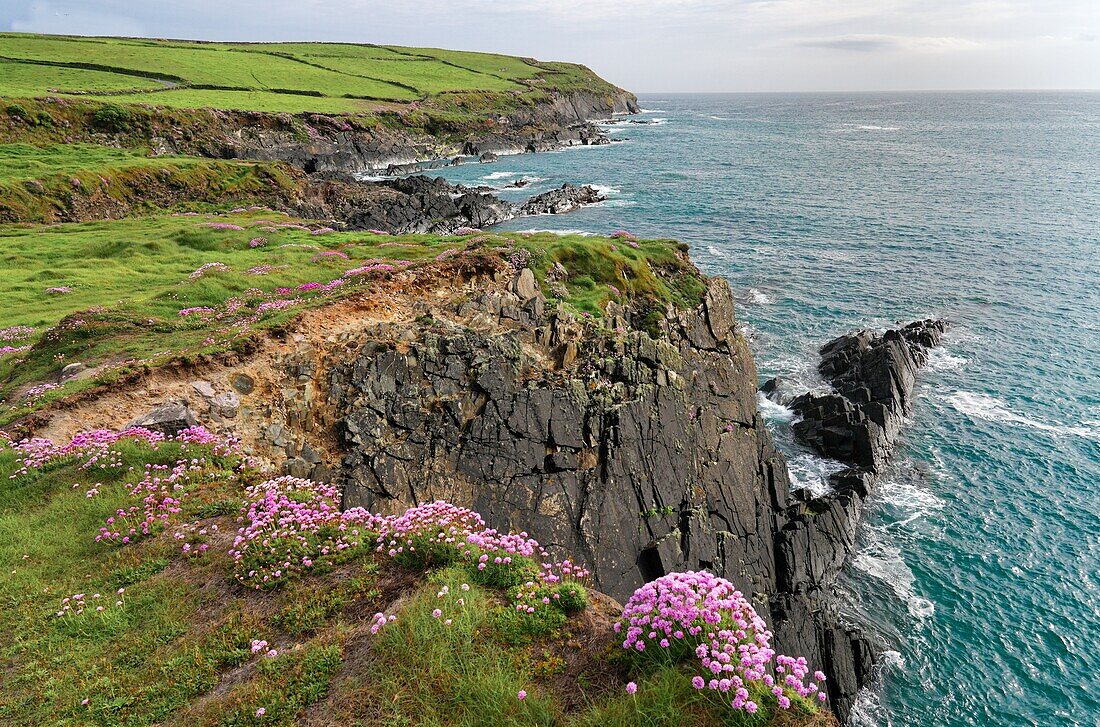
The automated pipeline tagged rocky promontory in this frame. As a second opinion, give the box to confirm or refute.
[764,319,946,719]
[296,174,606,234]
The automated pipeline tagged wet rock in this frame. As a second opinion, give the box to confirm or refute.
[479,151,498,163]
[790,319,946,471]
[519,183,605,215]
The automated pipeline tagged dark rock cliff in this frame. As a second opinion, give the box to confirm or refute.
[307,261,882,721]
[179,88,639,176]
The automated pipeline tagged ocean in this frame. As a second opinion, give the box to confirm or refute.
[432,92,1100,726]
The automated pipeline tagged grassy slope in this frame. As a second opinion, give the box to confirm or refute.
[0,209,703,423]
[0,439,829,727]
[0,33,623,115]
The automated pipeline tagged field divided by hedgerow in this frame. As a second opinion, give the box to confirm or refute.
[0,33,604,114]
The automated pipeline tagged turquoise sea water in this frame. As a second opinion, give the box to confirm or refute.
[433,92,1100,726]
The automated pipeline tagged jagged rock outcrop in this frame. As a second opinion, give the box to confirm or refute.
[767,319,946,719]
[789,320,946,472]
[294,175,605,235]
[520,184,605,215]
[314,266,870,719]
[223,88,636,175]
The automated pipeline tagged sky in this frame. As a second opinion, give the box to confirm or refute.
[3,0,1099,93]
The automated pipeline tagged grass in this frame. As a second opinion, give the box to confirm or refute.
[0,147,302,223]
[0,436,826,726]
[0,33,621,115]
[0,143,199,182]
[0,209,704,423]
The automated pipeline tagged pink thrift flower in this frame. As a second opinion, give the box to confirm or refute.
[517,690,526,700]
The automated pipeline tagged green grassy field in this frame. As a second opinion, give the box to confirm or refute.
[0,33,615,114]
[0,143,204,182]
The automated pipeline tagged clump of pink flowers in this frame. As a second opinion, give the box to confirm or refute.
[46,286,73,295]
[454,227,481,236]
[610,230,637,241]
[178,306,215,318]
[0,325,35,342]
[311,250,349,263]
[230,476,385,589]
[189,262,229,281]
[249,237,268,248]
[201,223,244,231]
[616,571,825,713]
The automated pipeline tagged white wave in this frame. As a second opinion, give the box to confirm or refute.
[856,124,900,131]
[877,473,945,526]
[706,245,723,257]
[747,288,774,305]
[512,228,598,236]
[482,171,520,180]
[649,118,668,125]
[946,390,1100,441]
[707,115,731,121]
[757,393,794,424]
[924,348,968,372]
[589,184,621,197]
[853,532,935,618]
[786,452,847,497]
[639,108,664,113]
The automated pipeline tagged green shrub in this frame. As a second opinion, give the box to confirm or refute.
[553,583,587,614]
[6,103,29,120]
[92,104,135,133]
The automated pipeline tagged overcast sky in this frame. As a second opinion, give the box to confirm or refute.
[4,0,1099,92]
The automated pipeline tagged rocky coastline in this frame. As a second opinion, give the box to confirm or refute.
[765,319,947,720]
[296,174,607,234]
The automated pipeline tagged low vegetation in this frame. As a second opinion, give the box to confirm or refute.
[0,427,831,726]
[0,209,703,425]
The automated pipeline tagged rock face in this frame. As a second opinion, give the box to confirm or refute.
[218,89,637,176]
[125,403,199,435]
[790,320,946,472]
[519,184,605,216]
[317,267,890,721]
[295,175,606,235]
[770,319,946,719]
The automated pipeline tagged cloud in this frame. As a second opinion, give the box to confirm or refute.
[799,34,987,54]
[800,35,897,52]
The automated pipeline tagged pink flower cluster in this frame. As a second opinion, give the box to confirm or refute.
[0,345,30,357]
[46,286,73,294]
[454,227,481,236]
[0,325,34,342]
[8,426,239,547]
[230,476,385,589]
[249,237,268,248]
[610,230,638,241]
[56,588,125,617]
[189,262,229,281]
[310,227,335,236]
[615,571,825,713]
[376,500,486,567]
[201,223,244,231]
[178,306,216,318]
[311,250,349,263]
